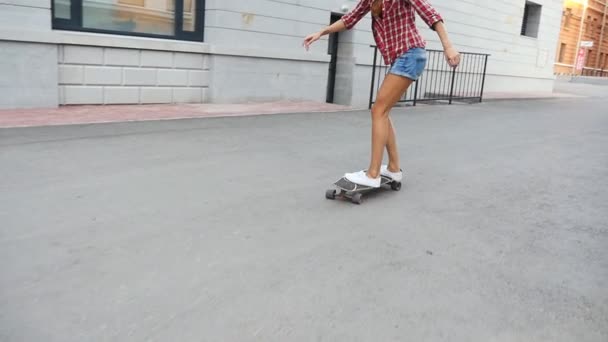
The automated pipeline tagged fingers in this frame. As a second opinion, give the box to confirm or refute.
[448,54,461,68]
[453,54,461,66]
[302,35,318,51]
[305,39,314,50]
[302,37,311,50]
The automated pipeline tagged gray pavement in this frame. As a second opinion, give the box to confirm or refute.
[1,88,607,341]
[554,77,608,97]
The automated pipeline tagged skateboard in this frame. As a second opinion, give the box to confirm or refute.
[325,174,402,204]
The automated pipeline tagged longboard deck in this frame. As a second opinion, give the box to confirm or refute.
[327,175,402,204]
[333,175,393,193]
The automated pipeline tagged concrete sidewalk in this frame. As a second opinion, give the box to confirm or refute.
[0,90,585,129]
[0,101,350,128]
[482,91,583,101]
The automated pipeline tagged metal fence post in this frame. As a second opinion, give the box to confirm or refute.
[448,67,456,105]
[368,46,379,109]
[479,55,489,102]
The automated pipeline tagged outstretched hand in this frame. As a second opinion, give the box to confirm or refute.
[303,32,322,50]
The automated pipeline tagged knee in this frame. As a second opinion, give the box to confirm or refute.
[371,101,389,119]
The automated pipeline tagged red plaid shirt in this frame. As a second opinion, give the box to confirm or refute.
[342,0,443,65]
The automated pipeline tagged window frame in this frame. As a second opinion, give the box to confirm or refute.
[521,1,542,39]
[51,0,205,42]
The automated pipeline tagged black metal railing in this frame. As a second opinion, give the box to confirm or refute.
[369,46,490,109]
[581,68,608,77]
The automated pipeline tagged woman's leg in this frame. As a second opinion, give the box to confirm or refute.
[386,117,400,172]
[367,74,414,178]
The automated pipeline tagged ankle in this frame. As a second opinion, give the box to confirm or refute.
[387,164,401,173]
[366,170,380,179]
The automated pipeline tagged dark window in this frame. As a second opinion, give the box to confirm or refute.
[521,1,542,38]
[563,8,572,27]
[592,18,597,35]
[51,0,204,41]
[558,43,567,63]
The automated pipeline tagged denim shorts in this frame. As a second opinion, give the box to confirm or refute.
[389,48,427,81]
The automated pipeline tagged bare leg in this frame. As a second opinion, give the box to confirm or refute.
[386,117,400,173]
[367,74,413,178]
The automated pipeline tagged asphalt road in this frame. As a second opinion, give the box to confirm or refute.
[1,89,607,341]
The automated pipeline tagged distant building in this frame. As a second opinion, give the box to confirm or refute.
[554,0,608,75]
[1,0,563,109]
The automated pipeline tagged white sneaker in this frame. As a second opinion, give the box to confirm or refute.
[381,165,403,182]
[345,170,381,188]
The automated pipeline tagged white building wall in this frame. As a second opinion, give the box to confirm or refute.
[0,0,563,109]
[427,0,562,89]
[0,0,51,32]
[57,46,210,105]
[203,0,343,103]
[0,0,58,109]
[204,0,563,106]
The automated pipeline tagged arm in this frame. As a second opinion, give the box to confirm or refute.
[303,0,370,50]
[433,21,460,67]
[408,0,460,67]
[303,19,347,51]
[323,20,348,36]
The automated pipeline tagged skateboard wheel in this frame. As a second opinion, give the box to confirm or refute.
[352,193,363,204]
[391,182,402,191]
[326,189,337,200]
